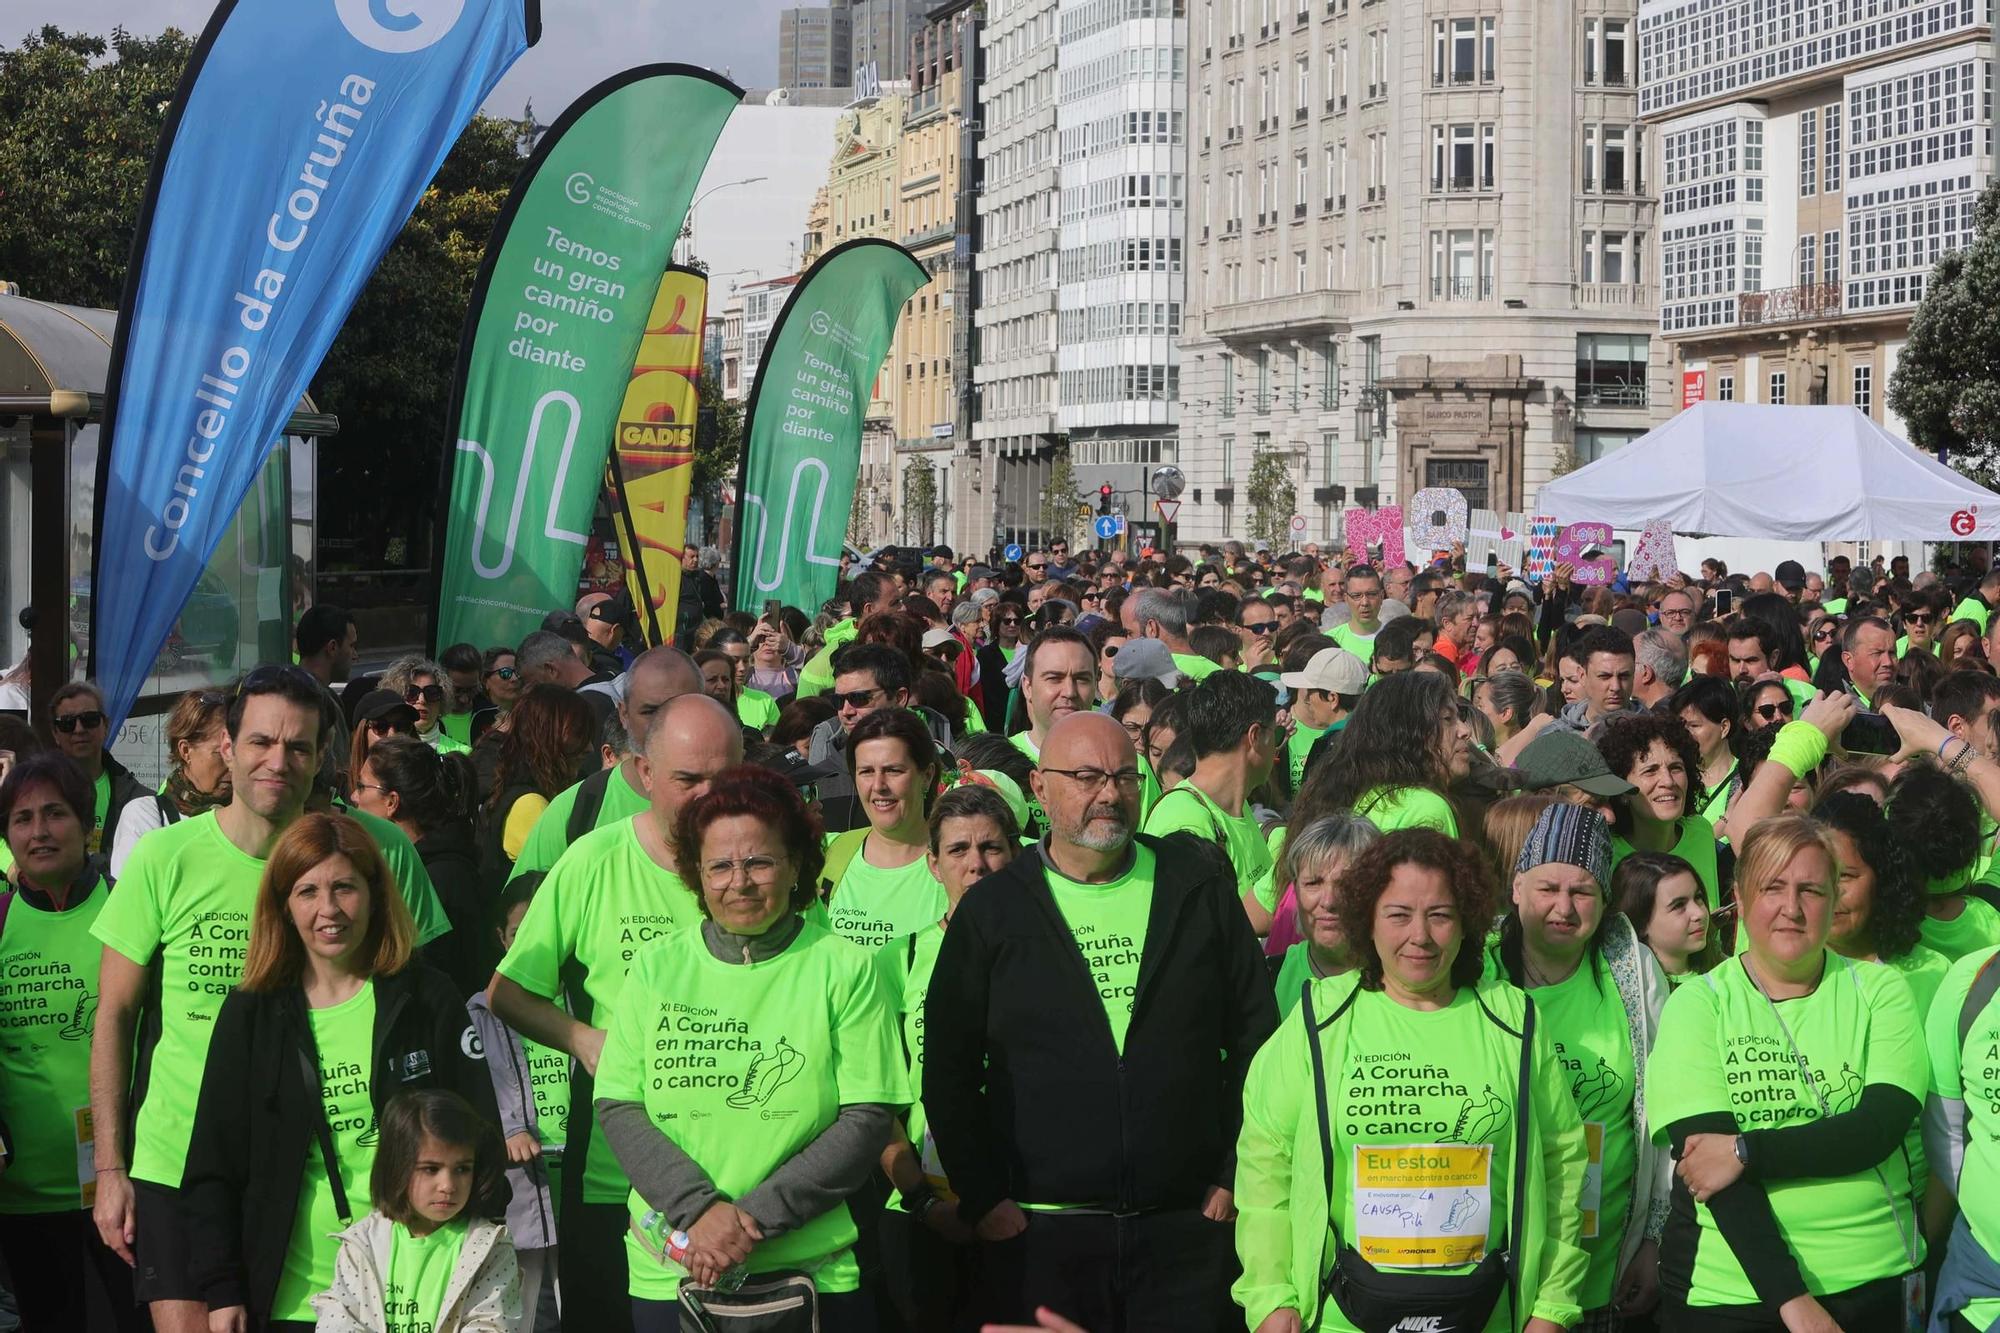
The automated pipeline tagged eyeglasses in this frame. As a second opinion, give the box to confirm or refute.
[1904,613,1934,626]
[1754,701,1795,721]
[1658,606,1694,621]
[831,687,884,710]
[1026,562,1048,571]
[1241,620,1277,635]
[350,780,393,796]
[486,665,519,681]
[404,684,446,704]
[52,710,105,733]
[366,719,412,735]
[701,855,785,885]
[1040,766,1144,790]
[998,616,1023,626]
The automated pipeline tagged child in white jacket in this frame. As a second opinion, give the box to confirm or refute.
[313,1090,523,1333]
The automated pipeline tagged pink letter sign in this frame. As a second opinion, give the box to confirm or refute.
[1626,520,1678,581]
[1554,521,1617,585]
[1344,505,1405,568]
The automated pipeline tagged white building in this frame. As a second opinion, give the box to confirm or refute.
[973,0,1065,549]
[1175,0,1670,549]
[738,273,800,394]
[1641,0,1993,433]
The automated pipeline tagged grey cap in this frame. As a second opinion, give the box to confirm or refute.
[1112,637,1181,686]
[1514,728,1637,798]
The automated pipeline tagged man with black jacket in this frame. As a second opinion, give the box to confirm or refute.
[924,711,1277,1331]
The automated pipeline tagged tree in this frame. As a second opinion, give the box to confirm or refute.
[847,483,872,549]
[1039,446,1082,549]
[1245,448,1298,550]
[902,458,938,545]
[1890,177,2000,467]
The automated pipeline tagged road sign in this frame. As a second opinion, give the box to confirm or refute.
[1290,513,1308,534]
[1003,543,1024,562]
[1156,499,1181,523]
[1094,515,1126,539]
[1151,466,1186,500]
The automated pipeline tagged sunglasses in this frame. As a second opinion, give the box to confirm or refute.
[1754,701,1795,720]
[1026,562,1048,571]
[998,616,1023,626]
[1242,621,1277,635]
[404,684,446,704]
[831,688,884,709]
[1812,623,1839,641]
[487,665,520,681]
[1904,613,1934,626]
[52,711,105,733]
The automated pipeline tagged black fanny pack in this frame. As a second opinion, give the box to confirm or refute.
[1301,981,1535,1333]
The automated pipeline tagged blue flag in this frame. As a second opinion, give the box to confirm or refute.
[91,0,534,726]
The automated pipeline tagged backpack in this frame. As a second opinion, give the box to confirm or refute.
[817,828,870,902]
[566,767,615,845]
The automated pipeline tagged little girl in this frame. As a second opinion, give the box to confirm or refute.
[313,1090,522,1333]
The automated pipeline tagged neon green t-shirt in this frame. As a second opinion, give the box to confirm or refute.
[384,1215,468,1333]
[596,920,909,1299]
[510,764,650,877]
[271,982,378,1322]
[1142,783,1273,909]
[441,711,474,746]
[1530,963,1638,1309]
[91,811,443,1187]
[1924,896,2000,963]
[1952,595,1992,633]
[1883,944,1951,1020]
[524,1031,571,1152]
[1611,817,1721,912]
[1352,785,1458,836]
[1695,763,1737,830]
[1646,955,1926,1306]
[737,688,781,733]
[1171,651,1222,681]
[1042,845,1156,1054]
[1270,942,1352,1021]
[826,841,947,951]
[1329,622,1379,659]
[876,924,948,1194]
[1286,724,1327,791]
[1927,945,2000,1330]
[0,879,108,1213]
[495,815,702,1203]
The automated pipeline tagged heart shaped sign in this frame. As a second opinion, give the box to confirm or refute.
[1499,527,1515,540]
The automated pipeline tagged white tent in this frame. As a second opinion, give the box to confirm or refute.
[1536,402,2000,541]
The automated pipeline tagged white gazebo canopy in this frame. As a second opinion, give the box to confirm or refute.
[1536,402,2000,541]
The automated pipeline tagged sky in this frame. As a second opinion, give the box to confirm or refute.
[10,0,835,295]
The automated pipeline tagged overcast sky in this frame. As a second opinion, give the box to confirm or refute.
[9,0,784,115]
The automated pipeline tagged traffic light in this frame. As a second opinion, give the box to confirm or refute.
[1098,483,1114,515]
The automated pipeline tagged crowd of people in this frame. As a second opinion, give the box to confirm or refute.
[13,538,2000,1331]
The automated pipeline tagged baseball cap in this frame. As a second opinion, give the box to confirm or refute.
[1514,729,1637,798]
[1774,559,1807,592]
[355,689,419,728]
[966,565,996,582]
[921,626,957,650]
[1281,647,1368,696]
[1111,637,1180,687]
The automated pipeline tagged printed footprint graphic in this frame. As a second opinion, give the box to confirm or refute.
[728,1036,803,1108]
[1442,1190,1479,1232]
[1573,1056,1627,1122]
[58,993,97,1041]
[1452,1088,1508,1145]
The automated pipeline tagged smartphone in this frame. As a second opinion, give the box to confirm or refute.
[1485,551,1499,574]
[763,599,781,624]
[1715,589,1733,616]
[1841,710,1898,755]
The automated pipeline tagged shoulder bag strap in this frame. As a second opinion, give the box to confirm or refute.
[294,1019,354,1226]
[1302,981,1360,1330]
[1506,996,1536,1314]
[1960,952,2000,1055]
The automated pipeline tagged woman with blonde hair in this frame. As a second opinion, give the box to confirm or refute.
[1483,793,1561,893]
[181,812,497,1332]
[108,687,233,881]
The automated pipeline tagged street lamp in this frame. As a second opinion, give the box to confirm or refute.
[678,176,770,264]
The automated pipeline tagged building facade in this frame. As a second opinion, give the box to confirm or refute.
[1055,0,1188,550]
[1641,0,1993,433]
[973,0,1065,549]
[780,2,855,90]
[1175,0,1670,549]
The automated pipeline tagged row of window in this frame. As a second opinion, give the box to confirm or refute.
[1058,363,1181,404]
[1849,60,1986,148]
[1060,111,1186,162]
[1799,104,1841,195]
[1059,0,1183,44]
[1069,437,1178,466]
[1217,340,1342,417]
[1850,125,1983,179]
[1058,46,1186,101]
[1058,301,1185,341]
[1058,237,1186,282]
[1664,118,1762,188]
[1059,173,1187,223]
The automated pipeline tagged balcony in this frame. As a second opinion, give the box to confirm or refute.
[1205,289,1356,339]
[1736,282,1842,327]
[1293,201,1307,218]
[1365,81,1384,100]
[1325,94,1346,112]
[1365,184,1382,202]
[1294,106,1308,122]
[1575,282,1654,307]
[1575,381,1648,408]
[1431,277,1494,300]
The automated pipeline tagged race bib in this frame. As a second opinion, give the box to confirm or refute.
[74,1106,96,1208]
[1353,1144,1492,1268]
[1579,1122,1604,1240]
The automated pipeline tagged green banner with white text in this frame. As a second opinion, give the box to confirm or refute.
[435,65,739,652]
[732,239,927,613]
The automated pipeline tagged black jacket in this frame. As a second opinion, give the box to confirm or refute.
[923,833,1277,1225]
[974,642,1015,733]
[415,821,493,997]
[96,752,150,868]
[182,963,498,1316]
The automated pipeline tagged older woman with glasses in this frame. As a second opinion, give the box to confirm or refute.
[377,655,468,756]
[594,765,908,1330]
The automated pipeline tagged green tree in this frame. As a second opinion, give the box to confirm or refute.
[1890,177,2000,466]
[847,483,872,549]
[692,371,742,494]
[902,458,938,545]
[1245,448,1298,549]
[1039,446,1081,548]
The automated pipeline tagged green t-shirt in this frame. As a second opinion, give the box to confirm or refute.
[1927,945,2000,1329]
[876,924,947,1193]
[90,771,111,857]
[1953,595,1992,633]
[596,920,909,1299]
[1142,783,1273,909]
[1042,845,1156,1055]
[1611,817,1721,912]
[1329,622,1378,659]
[384,1215,468,1333]
[1270,942,1353,1022]
[510,764,650,877]
[525,1031,571,1152]
[1695,763,1737,830]
[1646,955,1926,1306]
[0,879,108,1213]
[736,688,781,733]
[91,811,442,1187]
[1353,785,1458,836]
[440,711,474,746]
[495,815,702,1202]
[1286,724,1327,791]
[1924,896,2000,963]
[1171,651,1222,681]
[1530,963,1638,1309]
[271,982,378,1322]
[826,840,947,952]
[1884,944,1952,1021]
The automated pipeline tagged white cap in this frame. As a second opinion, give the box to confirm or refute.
[1280,647,1368,695]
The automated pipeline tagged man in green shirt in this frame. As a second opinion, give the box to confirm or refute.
[1328,563,1385,659]
[1953,567,2000,633]
[509,647,702,876]
[1011,626,1100,763]
[1130,586,1220,682]
[1143,671,1280,929]
[1841,616,1898,707]
[1279,646,1365,789]
[490,692,743,1333]
[798,570,897,697]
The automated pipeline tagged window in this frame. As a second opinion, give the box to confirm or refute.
[1799,108,1817,196]
[1295,248,1308,291]
[1823,104,1841,193]
[1221,436,1235,483]
[1603,126,1629,192]
[1321,337,1339,408]
[1256,347,1271,413]
[1430,229,1491,300]
[1603,19,1628,85]
[1580,229,1596,283]
[1574,428,1643,465]
[1584,17,1597,83]
[1852,364,1873,416]
[1823,230,1840,287]
[1797,234,1817,289]
[1220,355,1235,416]
[1769,371,1787,406]
[1603,232,1627,284]
[1294,152,1309,211]
[1718,374,1735,401]
[1582,125,1597,190]
[1576,332,1648,407]
[1481,124,1496,188]
[1321,430,1339,483]
[1451,124,1476,188]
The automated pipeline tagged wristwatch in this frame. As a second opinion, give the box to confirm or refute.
[1732,1135,1752,1170]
